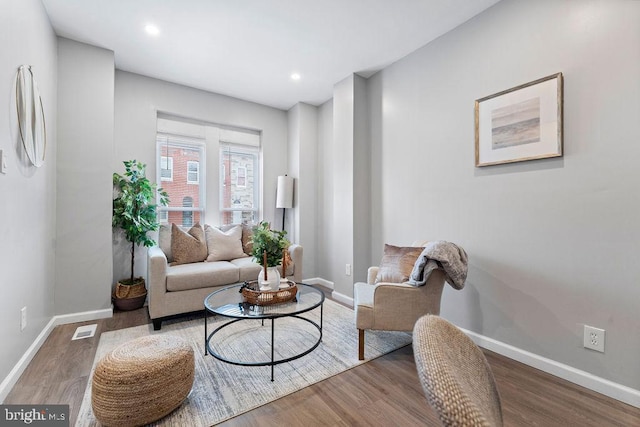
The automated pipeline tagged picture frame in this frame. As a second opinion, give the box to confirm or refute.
[475,73,563,167]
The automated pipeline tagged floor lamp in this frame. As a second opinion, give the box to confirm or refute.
[276,175,294,231]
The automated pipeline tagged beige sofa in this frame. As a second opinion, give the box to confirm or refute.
[147,225,303,330]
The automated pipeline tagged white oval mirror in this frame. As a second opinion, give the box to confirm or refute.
[16,65,46,167]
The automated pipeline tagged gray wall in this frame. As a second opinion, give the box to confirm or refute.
[113,71,289,283]
[352,75,370,285]
[326,74,371,297]
[56,38,114,314]
[287,103,318,278]
[330,76,355,295]
[366,0,640,389]
[0,0,57,385]
[316,100,334,283]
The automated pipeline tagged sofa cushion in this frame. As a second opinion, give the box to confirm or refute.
[375,244,424,283]
[230,257,263,282]
[205,224,246,261]
[171,223,208,266]
[166,261,240,292]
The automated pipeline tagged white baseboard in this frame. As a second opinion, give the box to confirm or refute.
[331,290,353,307]
[0,307,113,403]
[304,277,334,289]
[52,307,113,327]
[460,327,640,409]
[304,277,352,306]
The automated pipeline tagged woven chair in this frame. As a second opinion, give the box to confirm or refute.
[413,315,503,427]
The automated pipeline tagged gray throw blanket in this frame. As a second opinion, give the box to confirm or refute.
[408,241,468,290]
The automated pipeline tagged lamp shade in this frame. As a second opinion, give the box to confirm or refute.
[276,175,294,209]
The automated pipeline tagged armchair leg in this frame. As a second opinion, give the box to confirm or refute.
[358,329,365,360]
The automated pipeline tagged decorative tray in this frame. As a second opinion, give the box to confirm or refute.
[240,280,297,306]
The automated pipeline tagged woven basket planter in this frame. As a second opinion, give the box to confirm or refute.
[112,278,147,311]
[91,335,194,426]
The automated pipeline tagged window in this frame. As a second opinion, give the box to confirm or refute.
[158,210,168,223]
[160,156,173,181]
[220,143,259,225]
[236,167,246,187]
[182,197,193,227]
[157,134,205,226]
[157,116,259,226]
[187,161,199,184]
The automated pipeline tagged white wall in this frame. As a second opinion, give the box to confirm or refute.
[0,0,57,386]
[56,38,114,314]
[367,0,640,389]
[114,71,288,283]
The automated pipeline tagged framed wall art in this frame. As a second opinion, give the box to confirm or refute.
[475,73,563,167]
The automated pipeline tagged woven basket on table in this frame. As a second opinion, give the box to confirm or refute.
[242,281,297,305]
[91,335,194,426]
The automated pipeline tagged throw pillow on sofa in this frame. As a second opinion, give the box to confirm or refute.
[281,247,294,277]
[375,244,424,283]
[171,223,208,266]
[218,223,256,256]
[205,224,246,261]
[241,223,254,255]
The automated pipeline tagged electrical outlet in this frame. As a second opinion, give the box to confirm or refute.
[21,307,27,331]
[345,264,351,276]
[583,325,605,352]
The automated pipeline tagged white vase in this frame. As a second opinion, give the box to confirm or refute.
[257,266,281,290]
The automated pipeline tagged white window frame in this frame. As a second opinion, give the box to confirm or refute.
[160,156,173,181]
[219,143,260,224]
[187,161,199,184]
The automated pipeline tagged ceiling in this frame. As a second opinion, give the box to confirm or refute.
[41,0,500,110]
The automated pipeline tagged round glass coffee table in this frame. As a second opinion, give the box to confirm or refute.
[204,282,325,381]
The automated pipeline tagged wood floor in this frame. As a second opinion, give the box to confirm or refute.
[5,291,640,426]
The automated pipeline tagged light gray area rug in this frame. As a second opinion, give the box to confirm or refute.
[77,299,412,426]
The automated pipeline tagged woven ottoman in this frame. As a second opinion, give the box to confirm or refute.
[91,335,195,426]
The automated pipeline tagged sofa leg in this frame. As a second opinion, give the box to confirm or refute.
[152,319,162,331]
[358,329,365,360]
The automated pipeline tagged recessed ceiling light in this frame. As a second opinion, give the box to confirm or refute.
[290,73,301,81]
[145,24,160,36]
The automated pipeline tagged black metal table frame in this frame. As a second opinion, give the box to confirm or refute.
[204,284,324,381]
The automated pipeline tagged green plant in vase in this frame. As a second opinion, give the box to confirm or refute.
[251,221,290,287]
[112,160,169,309]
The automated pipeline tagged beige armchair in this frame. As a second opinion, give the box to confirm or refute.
[354,243,446,360]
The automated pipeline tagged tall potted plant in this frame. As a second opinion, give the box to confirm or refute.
[251,221,290,288]
[112,160,169,310]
